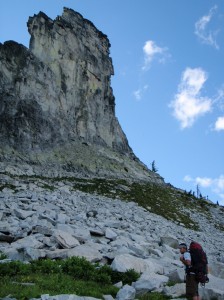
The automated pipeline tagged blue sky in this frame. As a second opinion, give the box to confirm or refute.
[1,1,224,205]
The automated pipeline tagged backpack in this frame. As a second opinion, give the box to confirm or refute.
[189,241,209,286]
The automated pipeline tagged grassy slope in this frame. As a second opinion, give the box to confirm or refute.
[1,172,223,231]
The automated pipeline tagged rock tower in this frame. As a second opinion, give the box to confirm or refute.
[0,8,163,183]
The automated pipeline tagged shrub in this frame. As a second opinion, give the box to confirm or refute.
[98,265,140,285]
[0,251,7,260]
[61,256,96,280]
[0,256,140,297]
[30,258,62,274]
[0,261,30,276]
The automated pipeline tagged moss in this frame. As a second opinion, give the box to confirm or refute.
[41,184,55,191]
[0,183,17,192]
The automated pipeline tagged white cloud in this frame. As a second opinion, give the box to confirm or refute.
[133,85,149,101]
[183,175,193,182]
[181,68,208,94]
[210,86,224,131]
[213,175,224,203]
[216,175,224,190]
[170,68,212,128]
[195,5,219,49]
[142,40,167,70]
[215,116,224,131]
[133,90,141,101]
[184,174,224,204]
[183,175,213,191]
[195,177,213,188]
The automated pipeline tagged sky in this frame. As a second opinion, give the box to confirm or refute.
[0,0,224,205]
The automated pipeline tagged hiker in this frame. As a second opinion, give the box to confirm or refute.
[179,242,201,300]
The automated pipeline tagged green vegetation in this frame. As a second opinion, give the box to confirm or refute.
[0,251,7,260]
[0,256,177,299]
[0,171,219,230]
[40,183,55,191]
[215,223,224,231]
[0,275,118,299]
[0,257,139,299]
[63,177,214,230]
[0,183,17,192]
[138,292,171,300]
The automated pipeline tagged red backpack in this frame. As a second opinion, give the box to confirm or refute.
[189,241,209,286]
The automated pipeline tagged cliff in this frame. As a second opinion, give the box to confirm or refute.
[0,8,163,182]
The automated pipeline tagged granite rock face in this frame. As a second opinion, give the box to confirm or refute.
[1,8,126,152]
[0,8,160,181]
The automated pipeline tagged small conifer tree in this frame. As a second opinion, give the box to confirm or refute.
[151,160,158,173]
